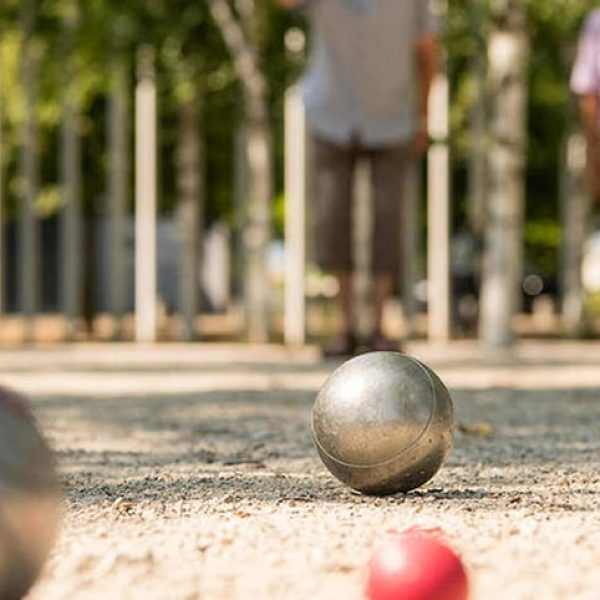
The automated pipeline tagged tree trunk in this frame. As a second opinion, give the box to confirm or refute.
[233,126,248,301]
[82,202,95,335]
[59,2,82,341]
[134,46,158,343]
[176,85,204,341]
[243,115,272,343]
[479,0,528,348]
[560,130,589,336]
[468,0,487,234]
[559,42,590,338]
[427,72,451,342]
[0,48,4,321]
[18,0,40,343]
[107,54,130,339]
[283,85,307,346]
[208,0,272,342]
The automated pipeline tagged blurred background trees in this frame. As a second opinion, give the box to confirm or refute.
[449,0,595,290]
[0,0,598,340]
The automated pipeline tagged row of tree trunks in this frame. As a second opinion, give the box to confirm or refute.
[476,0,590,345]
[8,33,206,343]
[4,0,587,347]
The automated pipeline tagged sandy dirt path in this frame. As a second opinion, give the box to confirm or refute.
[1,341,599,600]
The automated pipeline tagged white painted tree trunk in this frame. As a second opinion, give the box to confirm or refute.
[107,55,130,339]
[427,73,451,342]
[176,90,204,341]
[284,86,306,346]
[60,5,82,341]
[134,47,158,343]
[18,1,40,343]
[479,1,528,348]
[560,132,589,336]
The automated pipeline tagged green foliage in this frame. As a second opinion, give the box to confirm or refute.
[448,0,599,275]
[585,291,600,317]
[524,218,562,276]
[0,0,598,276]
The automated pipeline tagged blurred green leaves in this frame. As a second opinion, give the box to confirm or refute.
[0,0,597,278]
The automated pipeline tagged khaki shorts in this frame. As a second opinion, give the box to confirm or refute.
[311,134,407,274]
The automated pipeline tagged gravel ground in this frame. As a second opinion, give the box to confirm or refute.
[1,341,600,600]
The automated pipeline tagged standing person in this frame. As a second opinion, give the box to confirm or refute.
[278,0,439,356]
[571,8,600,202]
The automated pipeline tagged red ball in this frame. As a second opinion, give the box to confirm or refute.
[366,529,469,600]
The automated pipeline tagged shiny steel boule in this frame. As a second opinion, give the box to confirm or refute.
[311,352,454,496]
[0,386,61,600]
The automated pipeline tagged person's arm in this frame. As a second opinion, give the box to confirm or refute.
[579,93,600,201]
[414,34,439,155]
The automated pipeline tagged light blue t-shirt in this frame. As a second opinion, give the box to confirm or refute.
[301,0,439,146]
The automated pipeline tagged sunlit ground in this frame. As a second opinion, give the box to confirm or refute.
[1,341,600,599]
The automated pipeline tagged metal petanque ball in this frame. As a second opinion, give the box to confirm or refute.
[311,352,454,496]
[0,386,62,600]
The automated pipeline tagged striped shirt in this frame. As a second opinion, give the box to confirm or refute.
[301,0,439,146]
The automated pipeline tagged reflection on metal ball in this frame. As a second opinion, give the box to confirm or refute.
[312,352,454,496]
[0,386,61,600]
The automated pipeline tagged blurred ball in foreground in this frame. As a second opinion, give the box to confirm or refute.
[366,529,468,600]
[0,386,61,600]
[311,352,454,495]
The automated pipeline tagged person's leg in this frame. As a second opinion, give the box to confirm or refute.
[372,271,395,339]
[369,143,408,350]
[325,270,354,355]
[311,135,357,355]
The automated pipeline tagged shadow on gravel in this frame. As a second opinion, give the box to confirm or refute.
[35,388,315,434]
[0,362,328,375]
[60,466,501,506]
[29,385,600,511]
[451,387,600,466]
[59,466,600,514]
